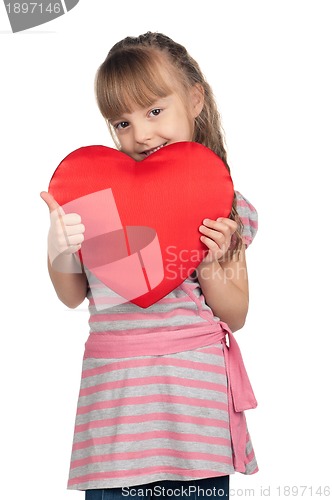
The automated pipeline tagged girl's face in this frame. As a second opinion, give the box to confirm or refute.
[110,89,203,161]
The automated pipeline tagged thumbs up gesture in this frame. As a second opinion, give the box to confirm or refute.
[40,191,85,272]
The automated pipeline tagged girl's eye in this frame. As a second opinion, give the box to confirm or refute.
[150,108,162,117]
[115,121,129,130]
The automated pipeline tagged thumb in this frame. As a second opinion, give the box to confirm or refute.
[40,191,64,215]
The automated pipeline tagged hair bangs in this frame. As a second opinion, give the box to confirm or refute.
[95,49,174,121]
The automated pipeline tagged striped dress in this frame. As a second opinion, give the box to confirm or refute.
[67,191,259,491]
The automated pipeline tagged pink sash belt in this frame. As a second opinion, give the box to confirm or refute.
[84,320,257,473]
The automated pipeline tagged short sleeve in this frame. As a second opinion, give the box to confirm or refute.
[235,190,258,248]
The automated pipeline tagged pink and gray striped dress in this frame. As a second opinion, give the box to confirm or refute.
[67,191,259,491]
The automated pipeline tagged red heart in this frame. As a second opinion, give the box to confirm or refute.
[48,141,234,308]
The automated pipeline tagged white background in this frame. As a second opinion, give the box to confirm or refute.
[1,1,331,498]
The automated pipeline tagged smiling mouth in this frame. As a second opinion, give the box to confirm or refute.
[141,143,167,158]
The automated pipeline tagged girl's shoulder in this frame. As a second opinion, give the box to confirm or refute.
[234,190,258,248]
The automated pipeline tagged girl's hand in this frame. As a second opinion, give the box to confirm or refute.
[40,191,85,268]
[198,217,238,263]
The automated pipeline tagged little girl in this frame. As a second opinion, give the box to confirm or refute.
[41,32,258,499]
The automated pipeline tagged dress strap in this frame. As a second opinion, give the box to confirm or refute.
[218,321,257,472]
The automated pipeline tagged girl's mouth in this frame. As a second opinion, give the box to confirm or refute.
[141,143,167,158]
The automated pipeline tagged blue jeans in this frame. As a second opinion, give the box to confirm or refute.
[85,476,230,499]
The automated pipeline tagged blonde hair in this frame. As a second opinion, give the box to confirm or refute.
[95,32,244,257]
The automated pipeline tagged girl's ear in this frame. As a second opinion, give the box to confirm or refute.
[190,83,205,118]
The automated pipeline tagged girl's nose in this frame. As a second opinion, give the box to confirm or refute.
[133,123,153,144]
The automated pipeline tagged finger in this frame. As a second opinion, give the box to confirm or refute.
[63,223,85,237]
[200,235,224,262]
[203,218,237,234]
[200,235,221,250]
[199,225,226,242]
[217,217,238,232]
[66,233,85,246]
[40,191,65,216]
[52,213,83,232]
[62,213,83,226]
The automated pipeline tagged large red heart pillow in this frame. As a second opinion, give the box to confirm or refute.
[48,141,234,308]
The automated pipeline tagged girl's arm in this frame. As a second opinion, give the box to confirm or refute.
[197,217,249,332]
[41,191,88,309]
[47,254,89,309]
